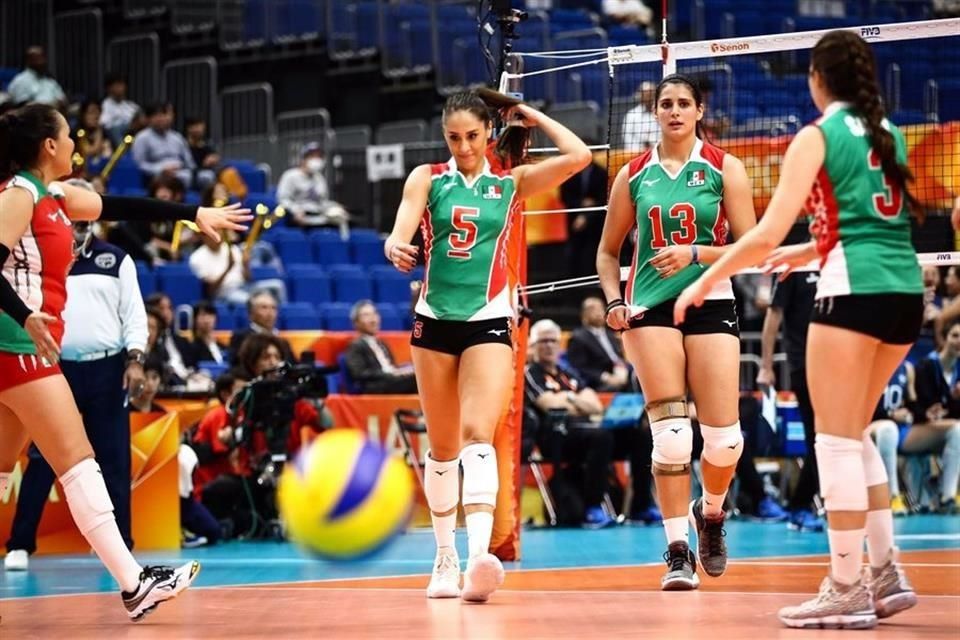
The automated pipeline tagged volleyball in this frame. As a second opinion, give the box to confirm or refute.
[277,429,415,560]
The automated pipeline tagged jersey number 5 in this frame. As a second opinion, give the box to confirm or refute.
[447,206,480,259]
[647,203,698,248]
[867,149,902,219]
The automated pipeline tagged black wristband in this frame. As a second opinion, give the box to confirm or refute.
[0,243,35,327]
[605,298,626,315]
[99,195,199,223]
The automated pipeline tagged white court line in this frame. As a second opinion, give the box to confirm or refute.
[896,534,960,541]
[734,561,959,568]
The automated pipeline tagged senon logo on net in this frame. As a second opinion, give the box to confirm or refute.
[710,42,750,53]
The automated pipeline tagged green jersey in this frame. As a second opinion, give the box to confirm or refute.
[808,102,922,297]
[415,158,519,321]
[625,138,733,312]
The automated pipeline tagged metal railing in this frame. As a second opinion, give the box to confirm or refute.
[1,0,53,70]
[106,33,160,106]
[53,9,103,100]
[221,83,275,139]
[162,56,218,140]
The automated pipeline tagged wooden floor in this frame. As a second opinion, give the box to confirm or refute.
[3,549,957,639]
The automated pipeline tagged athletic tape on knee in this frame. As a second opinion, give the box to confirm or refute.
[814,433,868,512]
[701,421,744,468]
[651,417,692,475]
[861,432,889,488]
[425,452,460,514]
[60,458,115,535]
[460,443,498,506]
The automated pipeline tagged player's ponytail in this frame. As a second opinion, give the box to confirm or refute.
[811,31,922,222]
[0,103,62,184]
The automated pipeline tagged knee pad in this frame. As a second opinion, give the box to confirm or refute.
[424,452,460,514]
[460,443,498,507]
[646,397,688,423]
[60,458,115,535]
[701,422,744,468]
[651,417,693,475]
[814,433,868,512]
[861,432,888,488]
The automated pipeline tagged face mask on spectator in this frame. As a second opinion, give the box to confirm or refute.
[306,157,325,173]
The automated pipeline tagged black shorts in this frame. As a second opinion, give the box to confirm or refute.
[411,314,513,356]
[810,293,923,345]
[628,298,739,337]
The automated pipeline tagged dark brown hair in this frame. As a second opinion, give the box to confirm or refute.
[811,30,921,219]
[236,333,287,378]
[0,103,62,181]
[442,89,530,168]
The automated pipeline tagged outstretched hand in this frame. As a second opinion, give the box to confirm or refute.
[195,202,253,242]
[24,312,59,365]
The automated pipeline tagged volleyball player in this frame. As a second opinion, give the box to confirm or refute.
[0,103,249,620]
[597,74,757,590]
[385,90,591,602]
[674,31,921,628]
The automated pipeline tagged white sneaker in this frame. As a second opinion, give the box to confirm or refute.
[122,561,200,621]
[461,553,504,603]
[426,549,461,598]
[4,549,28,571]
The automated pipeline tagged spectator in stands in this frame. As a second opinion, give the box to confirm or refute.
[920,265,944,349]
[188,227,286,306]
[145,292,196,384]
[566,296,631,391]
[277,142,349,235]
[184,117,221,174]
[132,102,214,190]
[910,319,960,513]
[128,358,168,413]
[343,300,417,394]
[524,319,617,529]
[868,359,916,517]
[74,100,112,164]
[622,81,658,151]
[602,0,653,27]
[5,46,66,109]
[190,301,227,365]
[945,266,960,309]
[560,146,609,277]
[229,290,294,363]
[176,441,220,548]
[758,267,825,532]
[100,73,140,146]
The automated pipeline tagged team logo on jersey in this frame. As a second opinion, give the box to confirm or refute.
[95,253,117,270]
[482,185,502,199]
[686,170,705,187]
[48,208,71,226]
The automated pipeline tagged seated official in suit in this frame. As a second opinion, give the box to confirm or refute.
[566,296,632,391]
[228,290,294,364]
[343,300,417,394]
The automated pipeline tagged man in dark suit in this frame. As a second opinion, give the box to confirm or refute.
[343,300,416,394]
[145,292,196,381]
[228,290,294,364]
[560,153,608,278]
[566,296,631,392]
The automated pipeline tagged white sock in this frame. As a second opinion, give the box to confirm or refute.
[663,516,689,545]
[465,511,494,559]
[828,528,865,585]
[60,459,142,593]
[865,509,894,569]
[702,490,726,517]
[431,512,457,553]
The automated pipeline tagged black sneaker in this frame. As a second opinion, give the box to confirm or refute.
[122,561,200,621]
[661,541,700,591]
[689,497,728,577]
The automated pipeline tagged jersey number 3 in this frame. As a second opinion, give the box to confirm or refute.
[647,203,698,248]
[447,206,480,259]
[867,149,902,219]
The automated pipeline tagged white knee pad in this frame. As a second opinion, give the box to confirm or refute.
[460,443,498,507]
[701,422,744,468]
[651,418,693,475]
[60,458,115,535]
[815,433,868,512]
[862,431,889,488]
[424,452,460,514]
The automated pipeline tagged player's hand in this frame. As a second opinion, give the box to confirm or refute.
[195,202,252,243]
[762,243,817,281]
[605,302,631,331]
[386,241,418,273]
[649,246,693,279]
[674,280,709,325]
[756,366,776,389]
[503,104,539,128]
[124,362,145,396]
[24,312,60,365]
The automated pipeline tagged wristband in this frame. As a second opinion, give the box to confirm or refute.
[605,298,626,315]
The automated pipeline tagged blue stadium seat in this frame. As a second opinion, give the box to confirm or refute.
[329,264,373,303]
[196,360,229,380]
[286,264,332,304]
[135,261,156,297]
[321,302,354,331]
[355,2,380,49]
[279,302,320,330]
[250,265,284,282]
[155,264,202,306]
[350,234,386,267]
[213,303,235,330]
[376,303,404,331]
[312,234,351,266]
[337,353,362,394]
[369,265,413,305]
